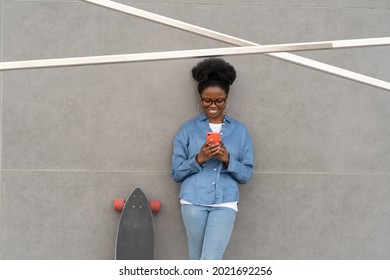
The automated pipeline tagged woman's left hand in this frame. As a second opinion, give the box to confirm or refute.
[212,140,230,167]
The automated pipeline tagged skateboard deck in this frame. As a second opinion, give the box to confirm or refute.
[114,187,158,260]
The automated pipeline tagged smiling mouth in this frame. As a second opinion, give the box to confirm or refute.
[207,108,219,115]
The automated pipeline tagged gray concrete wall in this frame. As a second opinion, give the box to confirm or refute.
[0,0,389,259]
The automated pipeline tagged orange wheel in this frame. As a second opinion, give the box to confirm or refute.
[149,200,161,213]
[114,198,125,211]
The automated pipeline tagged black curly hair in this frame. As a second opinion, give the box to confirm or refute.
[191,58,236,94]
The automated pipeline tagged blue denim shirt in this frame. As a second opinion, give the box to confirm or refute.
[171,113,254,205]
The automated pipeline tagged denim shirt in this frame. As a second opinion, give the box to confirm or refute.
[171,113,254,205]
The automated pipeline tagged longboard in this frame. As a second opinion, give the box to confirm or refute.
[114,187,160,260]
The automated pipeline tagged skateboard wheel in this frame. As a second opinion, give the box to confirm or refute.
[149,200,161,213]
[114,198,125,211]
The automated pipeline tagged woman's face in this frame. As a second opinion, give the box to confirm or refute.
[200,86,227,122]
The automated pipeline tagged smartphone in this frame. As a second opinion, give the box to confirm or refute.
[206,132,221,145]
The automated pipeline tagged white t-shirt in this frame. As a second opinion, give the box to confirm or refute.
[180,122,238,212]
[209,123,223,133]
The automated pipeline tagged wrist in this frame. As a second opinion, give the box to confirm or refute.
[196,154,204,165]
[224,153,230,167]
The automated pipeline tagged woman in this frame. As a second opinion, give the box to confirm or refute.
[170,58,254,260]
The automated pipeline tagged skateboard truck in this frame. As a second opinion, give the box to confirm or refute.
[114,197,161,213]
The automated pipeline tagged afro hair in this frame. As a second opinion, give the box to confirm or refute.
[192,58,236,93]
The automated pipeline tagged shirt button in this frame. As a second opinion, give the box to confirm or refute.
[212,182,215,185]
[214,168,217,171]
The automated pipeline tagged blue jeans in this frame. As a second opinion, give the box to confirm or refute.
[181,204,236,260]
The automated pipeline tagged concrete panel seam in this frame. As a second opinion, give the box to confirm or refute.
[124,1,390,11]
[256,171,390,175]
[1,169,389,176]
[0,0,3,168]
[0,0,3,255]
[126,3,390,12]
[122,1,390,11]
[0,0,3,61]
[2,169,171,173]
[5,0,79,2]
[4,1,390,11]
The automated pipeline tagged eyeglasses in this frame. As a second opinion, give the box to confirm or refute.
[201,97,227,107]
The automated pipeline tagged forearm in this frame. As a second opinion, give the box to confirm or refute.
[171,154,202,183]
[225,155,253,184]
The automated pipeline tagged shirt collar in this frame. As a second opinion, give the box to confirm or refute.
[197,113,232,123]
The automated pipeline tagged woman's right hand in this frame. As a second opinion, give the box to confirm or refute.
[196,141,220,165]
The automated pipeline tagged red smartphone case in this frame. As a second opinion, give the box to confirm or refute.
[206,132,221,145]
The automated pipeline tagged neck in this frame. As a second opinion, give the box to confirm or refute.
[208,116,224,124]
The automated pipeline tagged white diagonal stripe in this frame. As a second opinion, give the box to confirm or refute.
[81,0,390,91]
